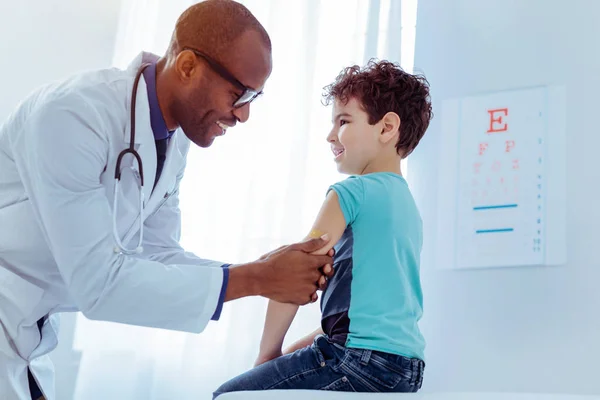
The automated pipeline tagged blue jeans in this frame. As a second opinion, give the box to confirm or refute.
[213,335,424,398]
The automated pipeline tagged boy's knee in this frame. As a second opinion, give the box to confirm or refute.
[212,389,223,399]
[212,385,231,399]
[213,378,241,399]
[212,384,229,399]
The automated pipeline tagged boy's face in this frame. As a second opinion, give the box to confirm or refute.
[327,97,381,175]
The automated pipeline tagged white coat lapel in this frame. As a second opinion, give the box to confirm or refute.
[144,132,184,215]
[111,64,158,245]
[123,68,156,210]
[114,54,184,244]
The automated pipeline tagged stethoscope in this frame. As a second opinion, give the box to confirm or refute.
[112,63,152,255]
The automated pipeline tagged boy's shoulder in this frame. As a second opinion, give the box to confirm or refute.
[332,173,407,191]
[330,174,361,188]
[328,175,365,201]
[328,173,411,213]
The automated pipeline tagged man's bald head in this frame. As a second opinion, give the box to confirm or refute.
[157,0,273,149]
[167,0,271,63]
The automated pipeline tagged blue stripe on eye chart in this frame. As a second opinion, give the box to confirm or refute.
[476,228,514,234]
[473,204,518,211]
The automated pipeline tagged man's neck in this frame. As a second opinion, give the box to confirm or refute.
[155,58,178,131]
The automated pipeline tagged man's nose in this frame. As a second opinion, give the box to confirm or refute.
[232,103,250,123]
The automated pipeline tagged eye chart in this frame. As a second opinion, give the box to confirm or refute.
[436,86,566,270]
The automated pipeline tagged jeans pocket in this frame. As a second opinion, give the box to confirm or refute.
[344,351,408,391]
[313,335,345,367]
[320,376,356,392]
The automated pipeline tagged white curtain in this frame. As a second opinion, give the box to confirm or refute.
[68,1,417,398]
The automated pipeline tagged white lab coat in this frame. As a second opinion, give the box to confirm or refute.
[0,52,226,400]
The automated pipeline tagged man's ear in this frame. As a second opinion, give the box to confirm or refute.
[175,50,201,82]
[379,112,401,144]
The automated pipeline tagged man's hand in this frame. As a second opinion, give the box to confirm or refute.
[259,240,335,292]
[225,237,334,304]
[259,236,334,305]
[258,245,285,261]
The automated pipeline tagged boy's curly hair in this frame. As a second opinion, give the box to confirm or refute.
[322,59,433,158]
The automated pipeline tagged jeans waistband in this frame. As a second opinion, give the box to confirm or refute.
[322,336,425,369]
[315,335,425,389]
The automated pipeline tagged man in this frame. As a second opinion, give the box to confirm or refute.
[0,1,333,399]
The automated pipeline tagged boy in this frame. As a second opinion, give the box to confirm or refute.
[214,60,433,397]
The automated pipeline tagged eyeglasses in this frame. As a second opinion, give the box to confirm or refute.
[183,47,262,109]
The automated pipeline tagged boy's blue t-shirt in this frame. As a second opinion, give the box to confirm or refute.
[320,172,425,361]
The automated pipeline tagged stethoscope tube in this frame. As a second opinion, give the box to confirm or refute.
[112,63,152,255]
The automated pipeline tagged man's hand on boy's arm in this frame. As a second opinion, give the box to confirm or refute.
[226,237,334,305]
[258,245,335,293]
[253,191,346,367]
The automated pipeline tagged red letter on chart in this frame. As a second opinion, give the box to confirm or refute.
[487,108,508,133]
[505,140,515,153]
[479,142,489,156]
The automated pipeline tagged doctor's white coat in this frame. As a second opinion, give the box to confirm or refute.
[0,53,226,400]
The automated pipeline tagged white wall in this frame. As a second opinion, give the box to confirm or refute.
[411,0,600,395]
[0,1,122,398]
[0,0,122,119]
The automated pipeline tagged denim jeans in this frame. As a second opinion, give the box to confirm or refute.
[213,335,424,398]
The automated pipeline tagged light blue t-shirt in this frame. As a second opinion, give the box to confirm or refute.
[319,172,425,360]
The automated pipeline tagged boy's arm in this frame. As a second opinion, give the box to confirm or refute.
[255,191,347,366]
[283,326,325,355]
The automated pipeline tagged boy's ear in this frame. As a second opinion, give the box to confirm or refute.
[379,112,401,144]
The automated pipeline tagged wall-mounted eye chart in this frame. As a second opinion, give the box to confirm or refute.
[436,86,566,270]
